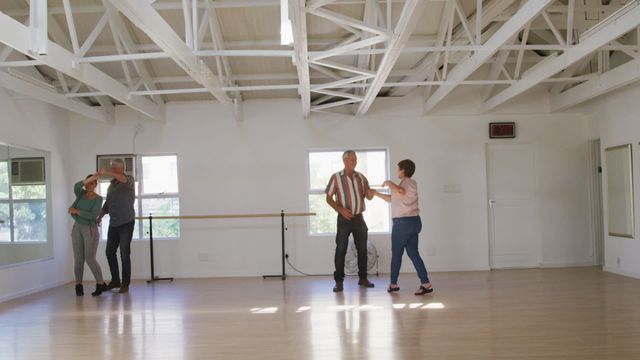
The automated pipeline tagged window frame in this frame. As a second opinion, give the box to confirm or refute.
[98,153,180,241]
[306,147,391,236]
[0,198,10,242]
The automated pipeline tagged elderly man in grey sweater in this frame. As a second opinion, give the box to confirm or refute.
[97,158,136,294]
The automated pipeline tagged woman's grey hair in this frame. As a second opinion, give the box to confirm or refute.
[342,150,356,160]
[110,158,126,170]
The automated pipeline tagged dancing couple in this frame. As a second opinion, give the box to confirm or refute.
[325,150,433,295]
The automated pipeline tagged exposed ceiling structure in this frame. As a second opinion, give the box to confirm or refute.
[0,0,639,122]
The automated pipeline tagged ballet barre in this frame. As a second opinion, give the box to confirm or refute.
[136,211,316,283]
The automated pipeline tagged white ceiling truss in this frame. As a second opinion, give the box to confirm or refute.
[0,0,638,121]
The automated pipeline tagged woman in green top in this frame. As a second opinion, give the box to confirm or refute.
[69,173,108,296]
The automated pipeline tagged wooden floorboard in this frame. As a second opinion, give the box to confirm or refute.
[1,267,640,359]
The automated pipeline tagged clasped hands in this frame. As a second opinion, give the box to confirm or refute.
[368,180,395,198]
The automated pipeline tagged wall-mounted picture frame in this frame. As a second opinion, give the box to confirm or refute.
[489,122,516,139]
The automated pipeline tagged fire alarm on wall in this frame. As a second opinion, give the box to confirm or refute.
[489,122,516,138]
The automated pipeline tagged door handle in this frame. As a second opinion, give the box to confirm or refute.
[489,200,496,208]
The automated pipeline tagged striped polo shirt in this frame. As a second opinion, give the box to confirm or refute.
[325,170,371,215]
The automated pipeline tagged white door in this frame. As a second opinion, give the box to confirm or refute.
[589,139,604,266]
[487,144,539,268]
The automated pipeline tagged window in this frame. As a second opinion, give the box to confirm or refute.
[139,155,180,239]
[98,155,180,240]
[308,150,390,235]
[0,160,48,243]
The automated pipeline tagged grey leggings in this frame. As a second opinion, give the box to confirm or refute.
[72,223,104,283]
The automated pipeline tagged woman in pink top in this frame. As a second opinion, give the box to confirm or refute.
[373,159,433,295]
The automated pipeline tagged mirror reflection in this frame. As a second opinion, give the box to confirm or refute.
[0,143,52,266]
[605,144,635,238]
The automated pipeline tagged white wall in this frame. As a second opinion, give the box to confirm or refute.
[582,81,640,279]
[0,88,73,302]
[68,92,593,280]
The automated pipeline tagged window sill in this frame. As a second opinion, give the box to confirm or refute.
[0,256,54,270]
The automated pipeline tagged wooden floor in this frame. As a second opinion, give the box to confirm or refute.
[2,267,640,359]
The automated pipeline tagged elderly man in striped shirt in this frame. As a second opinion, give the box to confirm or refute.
[325,150,376,292]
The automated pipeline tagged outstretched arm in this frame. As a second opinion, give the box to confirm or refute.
[384,180,406,195]
[83,172,101,185]
[373,190,392,202]
[73,172,101,198]
[98,168,129,184]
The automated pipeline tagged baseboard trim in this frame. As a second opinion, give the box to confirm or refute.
[603,266,640,280]
[131,264,615,280]
[539,260,596,268]
[134,265,494,280]
[0,279,70,304]
[426,265,491,272]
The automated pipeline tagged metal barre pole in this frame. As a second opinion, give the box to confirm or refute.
[146,214,174,284]
[136,212,315,220]
[138,211,315,283]
[262,210,287,281]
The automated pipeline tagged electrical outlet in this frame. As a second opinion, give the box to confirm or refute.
[198,253,210,262]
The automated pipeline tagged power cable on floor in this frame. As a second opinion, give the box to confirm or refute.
[285,254,332,277]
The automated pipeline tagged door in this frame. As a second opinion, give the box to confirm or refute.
[589,139,604,266]
[487,144,539,268]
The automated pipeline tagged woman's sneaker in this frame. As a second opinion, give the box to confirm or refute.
[75,284,84,296]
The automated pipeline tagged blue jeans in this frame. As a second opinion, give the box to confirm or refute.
[106,220,135,286]
[390,216,429,285]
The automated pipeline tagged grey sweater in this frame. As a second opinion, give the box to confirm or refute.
[101,175,136,227]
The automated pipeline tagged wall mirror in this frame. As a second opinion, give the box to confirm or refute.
[0,143,53,267]
[605,144,635,238]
